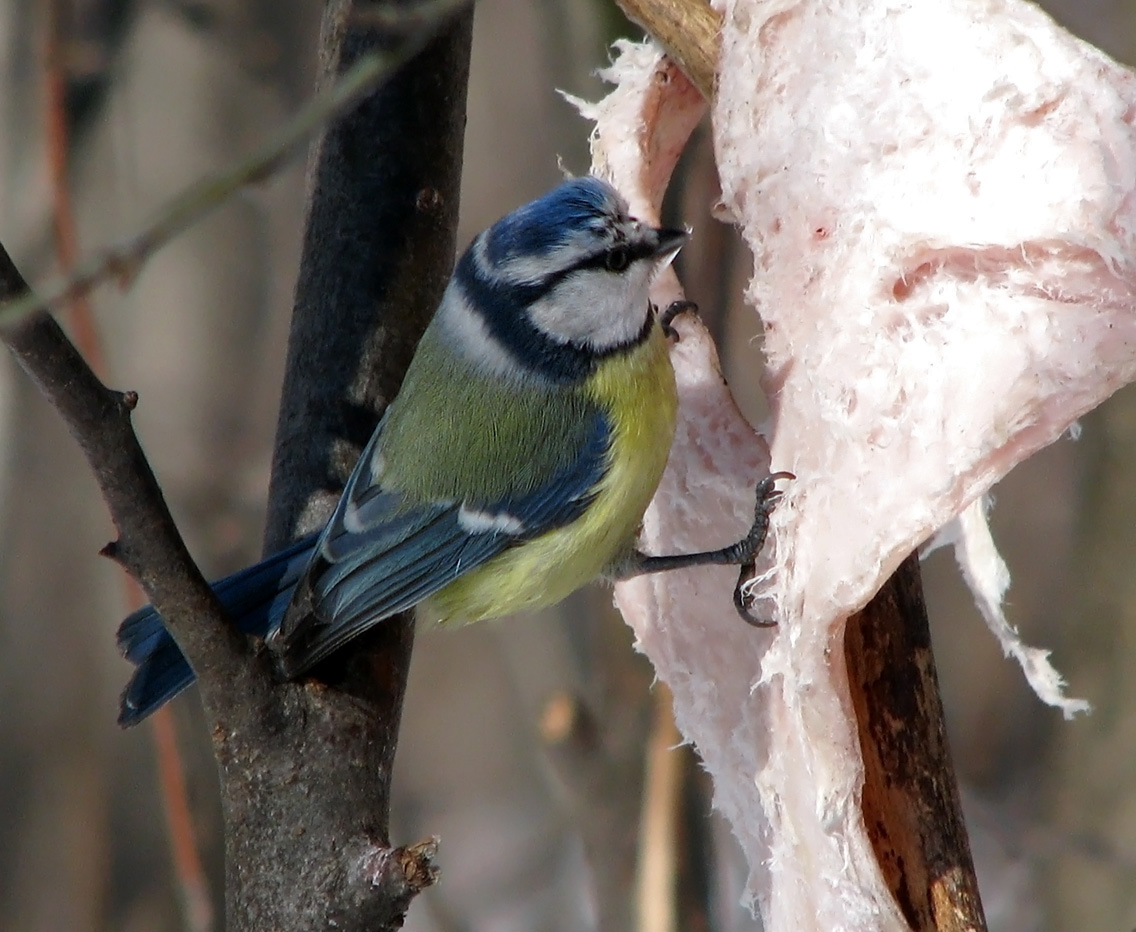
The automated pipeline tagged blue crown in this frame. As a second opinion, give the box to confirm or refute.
[484,177,622,263]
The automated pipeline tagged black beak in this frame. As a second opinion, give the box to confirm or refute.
[651,227,690,260]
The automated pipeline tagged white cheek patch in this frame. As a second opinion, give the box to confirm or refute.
[457,505,526,535]
[527,263,653,351]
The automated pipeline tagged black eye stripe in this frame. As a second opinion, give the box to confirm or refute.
[457,248,656,384]
[505,238,658,300]
[567,239,659,276]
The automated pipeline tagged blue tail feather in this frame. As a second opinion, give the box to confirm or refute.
[116,534,318,727]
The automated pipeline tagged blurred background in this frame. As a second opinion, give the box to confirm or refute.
[0,1,1133,930]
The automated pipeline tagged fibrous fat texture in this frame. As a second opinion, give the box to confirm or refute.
[580,0,1136,928]
[714,0,1136,709]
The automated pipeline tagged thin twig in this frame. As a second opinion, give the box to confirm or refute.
[44,0,103,371]
[151,708,214,932]
[0,244,253,728]
[0,0,471,331]
[636,685,681,932]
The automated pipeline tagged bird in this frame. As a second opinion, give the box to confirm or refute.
[116,176,787,727]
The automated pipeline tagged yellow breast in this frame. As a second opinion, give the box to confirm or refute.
[428,323,678,623]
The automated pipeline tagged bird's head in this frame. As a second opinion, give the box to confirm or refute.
[445,177,688,382]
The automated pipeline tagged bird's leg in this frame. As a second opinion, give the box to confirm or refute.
[615,471,794,627]
[657,300,699,340]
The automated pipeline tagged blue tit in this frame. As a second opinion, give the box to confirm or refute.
[117,177,787,727]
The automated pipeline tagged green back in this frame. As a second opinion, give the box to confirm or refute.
[378,326,599,505]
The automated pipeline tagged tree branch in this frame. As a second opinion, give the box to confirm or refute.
[845,555,988,931]
[616,0,721,98]
[215,1,474,929]
[0,250,254,720]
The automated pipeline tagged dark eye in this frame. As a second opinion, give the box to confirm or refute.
[605,247,631,272]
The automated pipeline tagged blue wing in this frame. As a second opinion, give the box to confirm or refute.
[271,409,612,675]
[117,407,612,721]
[116,534,317,726]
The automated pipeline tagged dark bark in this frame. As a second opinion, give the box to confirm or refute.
[267,2,470,546]
[220,1,473,929]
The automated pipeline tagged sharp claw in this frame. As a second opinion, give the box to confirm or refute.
[734,564,777,627]
[659,300,699,340]
[760,470,796,494]
[732,471,795,628]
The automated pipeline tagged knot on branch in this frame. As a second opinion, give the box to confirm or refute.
[395,837,441,891]
[350,836,440,924]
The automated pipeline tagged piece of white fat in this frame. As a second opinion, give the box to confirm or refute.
[717,0,1104,723]
[578,0,1136,928]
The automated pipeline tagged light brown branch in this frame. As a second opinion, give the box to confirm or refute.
[44,0,103,371]
[845,554,988,931]
[615,0,721,98]
[150,708,213,932]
